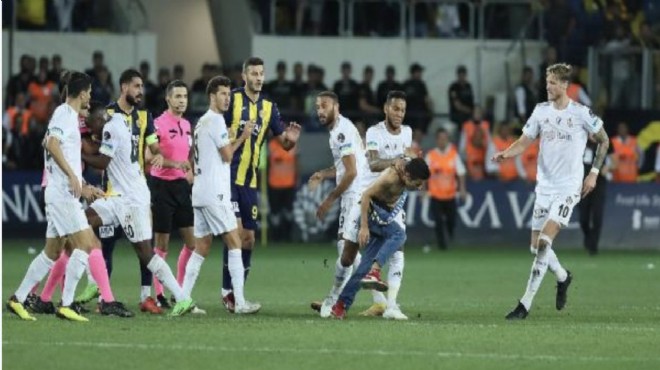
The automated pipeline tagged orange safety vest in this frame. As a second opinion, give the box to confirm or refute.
[268,139,296,189]
[6,107,32,136]
[28,81,56,123]
[462,120,490,181]
[426,145,459,200]
[567,83,581,102]
[611,136,638,183]
[492,136,517,181]
[521,140,539,182]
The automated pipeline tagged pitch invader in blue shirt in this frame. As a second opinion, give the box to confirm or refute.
[221,57,301,312]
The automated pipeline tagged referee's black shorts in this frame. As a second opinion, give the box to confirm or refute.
[149,176,194,233]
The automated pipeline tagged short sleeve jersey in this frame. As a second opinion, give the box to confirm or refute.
[522,100,604,194]
[329,115,369,195]
[44,103,83,202]
[192,109,232,207]
[364,122,413,186]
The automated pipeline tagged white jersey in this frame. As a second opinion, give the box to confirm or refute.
[364,122,413,186]
[192,109,232,207]
[44,103,83,202]
[522,100,603,194]
[99,114,150,205]
[329,115,368,195]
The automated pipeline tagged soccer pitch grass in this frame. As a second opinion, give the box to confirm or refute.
[2,240,659,370]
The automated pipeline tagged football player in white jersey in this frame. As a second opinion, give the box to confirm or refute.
[179,75,261,314]
[6,72,122,322]
[81,109,195,317]
[308,91,369,317]
[359,90,417,320]
[492,63,610,319]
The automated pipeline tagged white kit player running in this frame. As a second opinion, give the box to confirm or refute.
[492,63,610,319]
[180,75,261,314]
[308,91,370,318]
[82,111,195,317]
[360,90,416,320]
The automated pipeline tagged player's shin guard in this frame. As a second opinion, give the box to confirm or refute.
[15,251,55,303]
[61,249,89,306]
[147,254,185,302]
[221,245,232,294]
[40,252,68,302]
[387,251,404,308]
[520,236,551,310]
[546,247,568,282]
[332,258,352,297]
[182,252,204,299]
[101,234,116,277]
[227,249,246,307]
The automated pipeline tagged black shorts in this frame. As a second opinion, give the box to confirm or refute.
[231,183,259,230]
[150,177,194,233]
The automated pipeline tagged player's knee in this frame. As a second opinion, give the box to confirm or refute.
[340,241,358,267]
[133,243,152,263]
[242,233,255,249]
[537,233,553,251]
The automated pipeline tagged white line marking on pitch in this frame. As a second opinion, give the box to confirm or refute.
[3,341,659,363]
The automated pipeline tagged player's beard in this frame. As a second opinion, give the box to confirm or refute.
[320,111,335,127]
[126,93,143,107]
[385,117,401,131]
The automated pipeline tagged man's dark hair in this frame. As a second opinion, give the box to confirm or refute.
[88,100,105,115]
[386,90,406,103]
[242,57,264,73]
[317,91,338,103]
[66,71,92,98]
[436,127,448,137]
[166,80,188,96]
[206,75,232,96]
[119,69,142,86]
[405,157,431,181]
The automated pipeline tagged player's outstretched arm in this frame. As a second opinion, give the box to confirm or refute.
[491,135,534,162]
[367,150,403,172]
[582,127,610,197]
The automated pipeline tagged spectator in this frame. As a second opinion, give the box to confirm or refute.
[230,63,243,89]
[149,68,171,116]
[487,123,518,181]
[268,137,298,242]
[3,92,36,169]
[85,51,112,83]
[303,64,328,129]
[566,66,592,106]
[173,64,185,81]
[434,3,461,38]
[38,56,49,73]
[604,25,636,108]
[358,65,380,125]
[5,54,36,107]
[516,139,539,183]
[290,62,308,112]
[333,61,360,121]
[544,0,576,62]
[448,65,474,126]
[425,128,467,250]
[48,54,63,84]
[514,66,537,123]
[191,63,213,93]
[376,65,403,108]
[459,106,490,181]
[538,46,558,102]
[264,60,294,112]
[635,22,660,48]
[140,61,157,105]
[90,66,115,105]
[404,63,432,132]
[27,68,57,126]
[610,122,641,183]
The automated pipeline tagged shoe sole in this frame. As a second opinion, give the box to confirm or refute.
[7,303,37,321]
[360,280,388,292]
[310,301,322,313]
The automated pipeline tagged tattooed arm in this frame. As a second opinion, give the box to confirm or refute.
[582,127,609,198]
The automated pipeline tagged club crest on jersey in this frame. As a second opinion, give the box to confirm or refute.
[104,131,111,140]
[337,133,345,143]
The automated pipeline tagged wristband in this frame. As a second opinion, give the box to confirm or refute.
[590,168,600,175]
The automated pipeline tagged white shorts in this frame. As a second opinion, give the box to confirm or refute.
[342,200,406,243]
[90,197,152,243]
[194,202,237,238]
[45,200,90,238]
[338,193,361,241]
[531,192,581,231]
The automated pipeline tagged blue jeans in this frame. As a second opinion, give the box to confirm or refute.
[338,216,406,310]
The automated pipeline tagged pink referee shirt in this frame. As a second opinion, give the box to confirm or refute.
[151,110,191,180]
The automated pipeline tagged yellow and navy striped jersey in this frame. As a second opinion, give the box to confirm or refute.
[102,102,157,194]
[224,87,284,188]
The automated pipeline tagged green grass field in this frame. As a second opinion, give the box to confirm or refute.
[3,240,659,370]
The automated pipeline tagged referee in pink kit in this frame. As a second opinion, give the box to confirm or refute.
[148,80,196,309]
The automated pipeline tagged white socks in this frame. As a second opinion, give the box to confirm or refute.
[546,248,568,282]
[227,249,246,307]
[61,249,89,306]
[140,286,151,303]
[331,258,351,297]
[147,254,185,302]
[182,252,205,299]
[15,251,55,303]
[387,251,404,308]
[520,247,550,311]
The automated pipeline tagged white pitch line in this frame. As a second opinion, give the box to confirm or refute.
[3,341,659,363]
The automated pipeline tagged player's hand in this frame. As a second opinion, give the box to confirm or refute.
[241,120,256,139]
[68,174,82,199]
[581,172,598,198]
[491,151,507,163]
[151,153,164,169]
[179,160,192,172]
[82,185,104,202]
[316,198,332,220]
[358,224,370,248]
[285,122,302,143]
[308,172,323,191]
